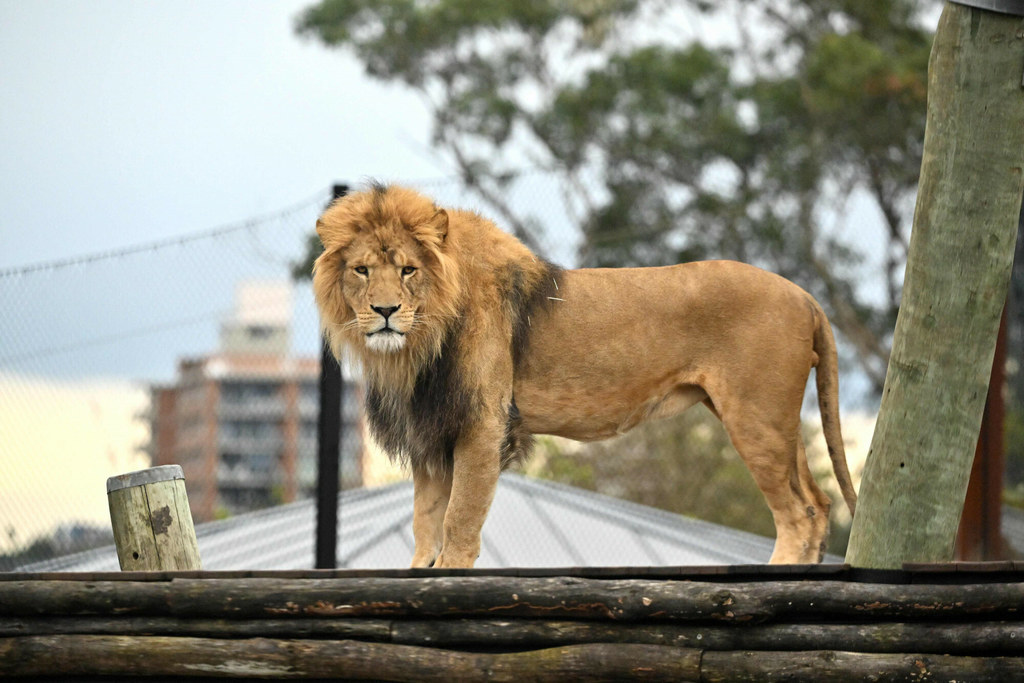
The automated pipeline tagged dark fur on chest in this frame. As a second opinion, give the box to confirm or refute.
[365,327,474,474]
[365,261,563,474]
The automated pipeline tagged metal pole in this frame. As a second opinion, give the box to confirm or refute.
[315,183,348,569]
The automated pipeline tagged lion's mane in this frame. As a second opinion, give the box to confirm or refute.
[313,183,561,474]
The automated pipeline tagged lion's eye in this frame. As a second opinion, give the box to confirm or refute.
[401,266,417,277]
[354,266,369,276]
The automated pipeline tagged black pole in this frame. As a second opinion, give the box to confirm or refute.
[315,183,348,569]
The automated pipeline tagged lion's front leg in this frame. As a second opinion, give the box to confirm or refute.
[433,419,503,569]
[410,466,452,568]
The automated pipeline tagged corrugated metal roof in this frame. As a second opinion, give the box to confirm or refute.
[16,474,780,572]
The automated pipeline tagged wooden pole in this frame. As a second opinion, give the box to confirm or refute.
[846,2,1024,568]
[956,307,1011,560]
[106,465,201,571]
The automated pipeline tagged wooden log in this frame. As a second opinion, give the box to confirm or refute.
[2,635,1023,682]
[160,576,1024,622]
[107,465,201,571]
[4,617,1023,656]
[846,1,1024,568]
[700,649,1024,683]
[0,636,703,681]
[0,616,391,640]
[0,580,169,617]
[4,576,1024,622]
[163,576,1024,622]
[387,619,1024,656]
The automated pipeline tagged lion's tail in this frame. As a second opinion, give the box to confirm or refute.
[812,300,858,517]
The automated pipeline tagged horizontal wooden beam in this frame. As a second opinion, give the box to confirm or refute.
[3,617,1023,656]
[3,576,1024,622]
[0,636,702,681]
[2,635,1022,682]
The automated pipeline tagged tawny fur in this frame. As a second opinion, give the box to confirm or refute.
[313,184,858,568]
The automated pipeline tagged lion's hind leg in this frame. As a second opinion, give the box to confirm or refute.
[794,438,832,560]
[715,407,831,564]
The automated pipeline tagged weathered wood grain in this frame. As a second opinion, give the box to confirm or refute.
[3,617,1023,656]
[0,636,703,681]
[3,576,1023,622]
[107,468,201,571]
[847,1,1024,568]
[701,649,1024,683]
[3,635,1022,681]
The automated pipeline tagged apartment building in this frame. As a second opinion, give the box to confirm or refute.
[143,283,363,522]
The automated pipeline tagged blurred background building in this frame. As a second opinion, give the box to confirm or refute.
[143,282,365,522]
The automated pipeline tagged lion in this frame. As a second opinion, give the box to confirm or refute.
[313,183,858,568]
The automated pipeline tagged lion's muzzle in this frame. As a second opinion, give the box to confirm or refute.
[366,305,407,353]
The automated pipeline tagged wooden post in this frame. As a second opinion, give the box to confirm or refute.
[956,308,1011,560]
[846,2,1024,568]
[106,465,201,571]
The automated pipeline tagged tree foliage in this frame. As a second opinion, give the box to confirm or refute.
[296,0,936,392]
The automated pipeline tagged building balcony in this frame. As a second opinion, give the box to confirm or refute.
[217,465,277,488]
[217,434,284,454]
[297,398,319,417]
[218,399,287,420]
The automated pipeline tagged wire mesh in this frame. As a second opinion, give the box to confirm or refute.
[0,187,352,568]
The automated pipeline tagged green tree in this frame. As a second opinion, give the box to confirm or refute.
[295,0,935,392]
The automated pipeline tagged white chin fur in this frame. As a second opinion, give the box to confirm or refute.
[366,332,406,353]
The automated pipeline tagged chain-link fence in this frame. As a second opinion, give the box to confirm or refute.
[1,186,335,568]
[1,173,877,571]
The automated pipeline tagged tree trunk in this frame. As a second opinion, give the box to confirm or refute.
[846,2,1024,568]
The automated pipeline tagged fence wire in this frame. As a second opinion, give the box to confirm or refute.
[1,187,338,567]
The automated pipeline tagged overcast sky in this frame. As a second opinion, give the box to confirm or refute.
[0,1,467,382]
[0,0,452,267]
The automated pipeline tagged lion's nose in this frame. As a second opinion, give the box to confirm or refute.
[371,305,401,321]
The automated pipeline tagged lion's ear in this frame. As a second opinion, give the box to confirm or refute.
[430,209,448,243]
[315,216,353,251]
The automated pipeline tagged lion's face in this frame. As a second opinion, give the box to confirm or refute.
[312,185,458,362]
[338,232,428,353]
